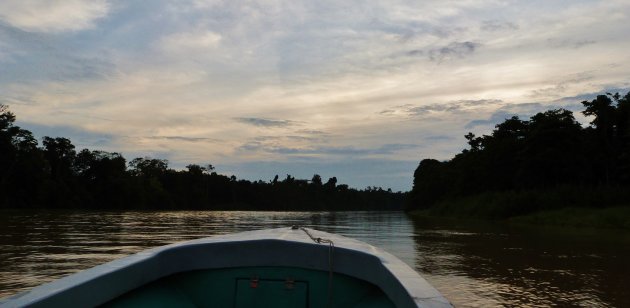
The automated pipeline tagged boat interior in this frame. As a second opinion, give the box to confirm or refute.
[101,266,395,308]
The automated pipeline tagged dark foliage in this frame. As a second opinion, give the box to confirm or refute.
[0,105,404,210]
[408,91,630,216]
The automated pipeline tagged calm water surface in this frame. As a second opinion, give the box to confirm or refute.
[1,210,628,307]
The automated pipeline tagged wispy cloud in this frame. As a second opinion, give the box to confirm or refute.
[425,135,455,141]
[295,129,329,135]
[235,117,297,128]
[481,20,519,32]
[160,30,222,54]
[380,99,503,117]
[0,0,109,33]
[547,38,597,49]
[428,41,480,62]
[238,142,420,157]
[0,25,116,83]
[529,72,595,99]
[144,136,219,143]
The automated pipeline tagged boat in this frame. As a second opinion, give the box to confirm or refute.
[0,227,452,307]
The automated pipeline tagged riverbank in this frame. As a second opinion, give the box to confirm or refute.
[412,206,630,230]
[408,188,630,230]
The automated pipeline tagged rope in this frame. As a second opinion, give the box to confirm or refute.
[292,226,334,307]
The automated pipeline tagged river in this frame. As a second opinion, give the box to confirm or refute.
[1,210,628,307]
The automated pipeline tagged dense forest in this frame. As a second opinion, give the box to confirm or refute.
[0,105,404,210]
[408,91,630,219]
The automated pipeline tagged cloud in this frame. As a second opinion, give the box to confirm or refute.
[406,49,424,57]
[529,72,594,99]
[409,99,501,114]
[238,142,419,156]
[481,20,519,31]
[464,103,545,128]
[428,41,480,62]
[398,41,481,62]
[374,143,421,154]
[295,129,329,135]
[0,0,109,33]
[380,99,503,117]
[547,38,597,49]
[235,117,296,128]
[160,30,222,53]
[0,25,116,82]
[425,135,454,141]
[144,136,218,143]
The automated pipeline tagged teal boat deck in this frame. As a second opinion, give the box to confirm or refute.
[102,266,394,308]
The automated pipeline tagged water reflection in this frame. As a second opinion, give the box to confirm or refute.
[411,216,630,307]
[1,210,628,307]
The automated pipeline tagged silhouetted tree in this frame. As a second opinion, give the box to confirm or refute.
[1,105,45,207]
[42,137,76,180]
[409,94,630,213]
[409,159,448,208]
[311,174,322,186]
[583,95,616,142]
[325,177,337,190]
[186,164,206,177]
[129,157,168,178]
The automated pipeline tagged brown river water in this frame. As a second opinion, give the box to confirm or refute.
[1,210,628,307]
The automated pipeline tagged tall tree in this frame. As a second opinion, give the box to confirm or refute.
[129,157,168,178]
[311,174,323,186]
[42,137,77,180]
[1,105,46,207]
[583,95,616,142]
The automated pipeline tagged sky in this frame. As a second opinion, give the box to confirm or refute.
[1,0,629,191]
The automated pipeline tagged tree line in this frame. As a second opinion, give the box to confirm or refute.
[0,105,404,210]
[408,91,630,216]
